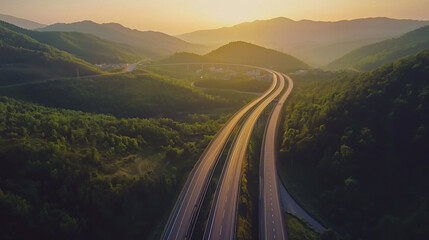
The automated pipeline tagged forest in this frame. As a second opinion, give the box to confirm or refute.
[280,50,429,239]
[327,25,429,71]
[0,96,229,239]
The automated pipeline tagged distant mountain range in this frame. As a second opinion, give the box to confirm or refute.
[38,21,208,59]
[178,17,429,66]
[162,41,309,72]
[328,26,429,71]
[2,13,429,67]
[0,13,46,30]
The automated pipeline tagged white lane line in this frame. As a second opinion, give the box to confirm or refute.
[219,225,223,236]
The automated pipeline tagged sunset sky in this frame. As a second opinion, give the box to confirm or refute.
[2,0,429,34]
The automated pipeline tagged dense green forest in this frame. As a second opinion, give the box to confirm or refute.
[280,50,429,239]
[0,21,143,64]
[0,21,101,85]
[0,69,252,119]
[161,41,309,72]
[0,96,228,239]
[328,25,429,71]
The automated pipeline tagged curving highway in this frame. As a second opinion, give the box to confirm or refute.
[161,64,279,240]
[259,73,294,240]
[204,72,286,240]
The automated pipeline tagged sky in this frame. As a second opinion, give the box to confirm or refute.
[1,0,429,35]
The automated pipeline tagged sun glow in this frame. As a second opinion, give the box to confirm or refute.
[1,0,429,34]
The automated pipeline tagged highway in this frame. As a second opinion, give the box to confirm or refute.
[259,73,294,240]
[162,65,279,240]
[204,72,286,240]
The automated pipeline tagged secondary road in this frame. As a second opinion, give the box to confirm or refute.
[259,73,293,240]
[0,60,141,89]
[278,179,325,232]
[204,72,286,240]
[162,64,279,240]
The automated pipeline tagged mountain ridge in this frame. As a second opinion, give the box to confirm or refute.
[0,13,46,30]
[327,25,429,71]
[178,17,429,65]
[0,20,143,64]
[162,41,309,72]
[38,20,209,59]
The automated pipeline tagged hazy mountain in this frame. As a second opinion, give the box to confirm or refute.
[327,26,429,71]
[0,13,46,30]
[0,21,100,85]
[38,21,208,59]
[178,17,429,66]
[0,21,143,64]
[162,41,309,72]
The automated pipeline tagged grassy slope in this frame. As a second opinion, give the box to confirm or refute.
[328,25,429,71]
[195,75,271,93]
[160,52,208,63]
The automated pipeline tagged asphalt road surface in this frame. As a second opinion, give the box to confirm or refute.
[162,64,279,240]
[204,72,286,240]
[259,73,294,240]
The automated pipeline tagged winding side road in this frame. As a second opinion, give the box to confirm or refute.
[0,61,141,89]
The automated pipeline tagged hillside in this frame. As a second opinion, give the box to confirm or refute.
[207,41,309,72]
[161,41,309,72]
[0,69,251,119]
[0,13,46,29]
[0,22,100,85]
[327,26,429,71]
[279,50,429,239]
[178,17,429,65]
[38,20,208,59]
[0,21,143,64]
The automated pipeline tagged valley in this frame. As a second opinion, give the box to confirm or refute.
[0,6,428,240]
